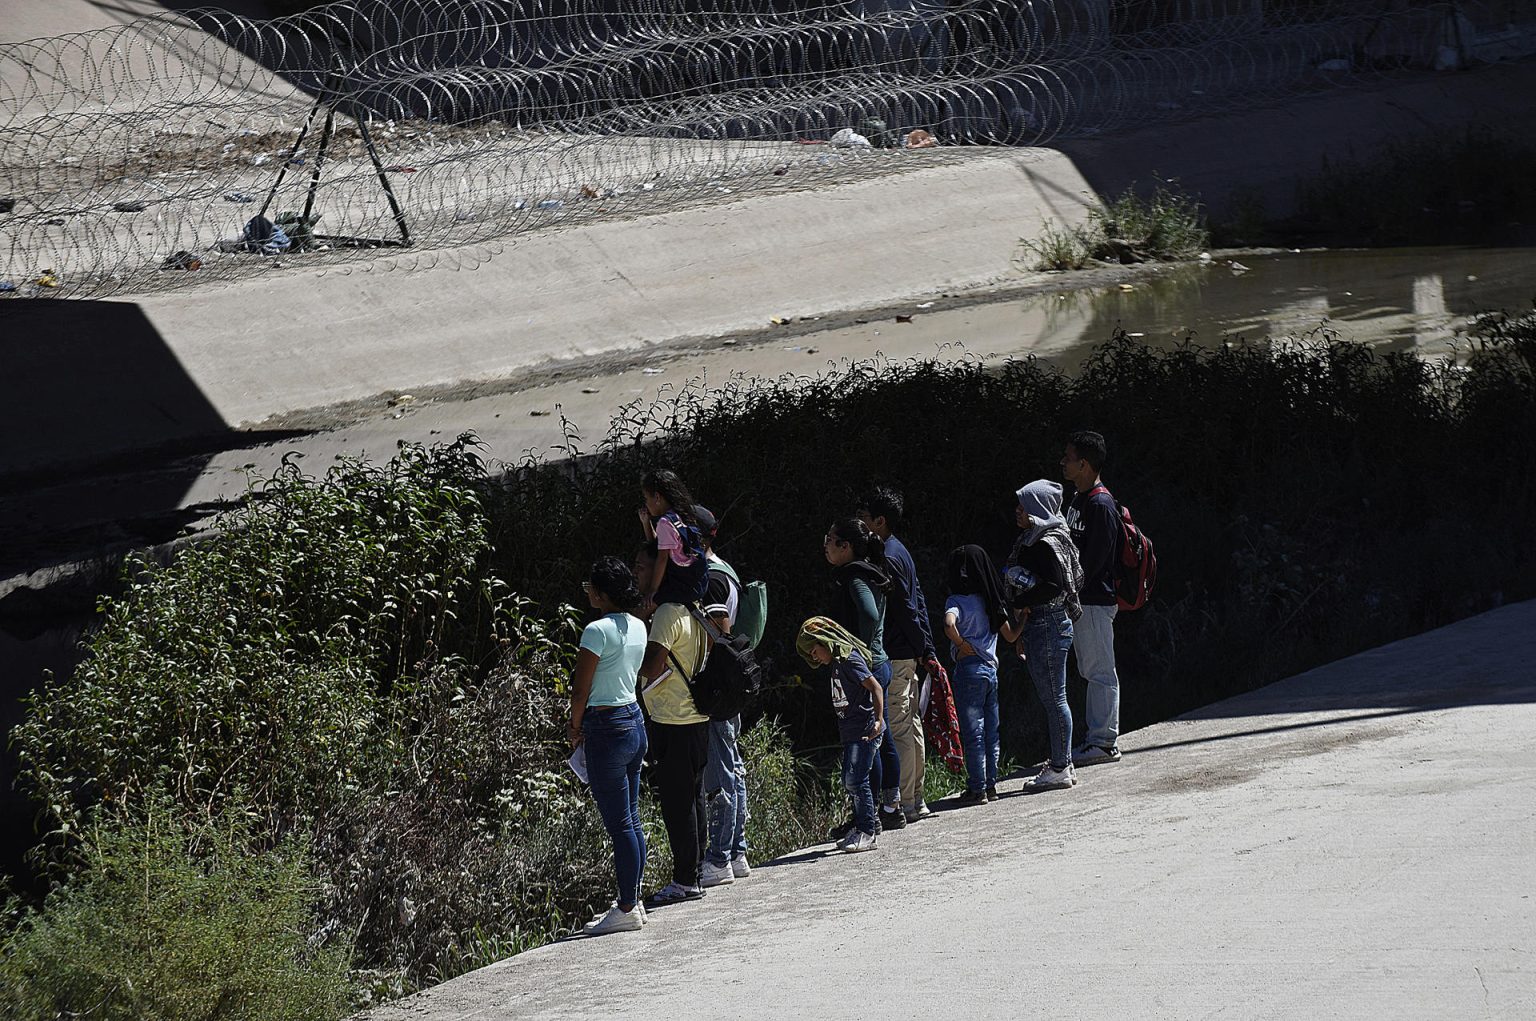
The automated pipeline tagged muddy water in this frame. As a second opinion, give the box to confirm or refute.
[862,246,1536,367]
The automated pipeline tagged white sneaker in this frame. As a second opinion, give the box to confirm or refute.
[730,855,751,879]
[699,860,735,887]
[583,904,644,935]
[903,801,933,823]
[636,901,648,925]
[1073,744,1122,766]
[1023,762,1077,790]
[839,830,878,853]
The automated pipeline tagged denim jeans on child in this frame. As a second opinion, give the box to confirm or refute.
[952,657,1000,791]
[703,715,749,867]
[841,738,879,836]
[1023,605,1075,770]
[581,701,648,907]
[867,659,901,805]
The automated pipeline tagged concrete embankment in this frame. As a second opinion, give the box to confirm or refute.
[4,58,1536,480]
[368,600,1536,1020]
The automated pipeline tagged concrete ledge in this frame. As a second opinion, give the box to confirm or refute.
[367,600,1536,1020]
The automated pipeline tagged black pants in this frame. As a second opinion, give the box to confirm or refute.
[648,719,709,887]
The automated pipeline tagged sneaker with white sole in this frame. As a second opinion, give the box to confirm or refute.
[730,855,751,879]
[903,801,933,823]
[1022,762,1077,790]
[838,830,878,853]
[644,882,705,908]
[699,860,735,888]
[584,904,644,935]
[1073,744,1122,766]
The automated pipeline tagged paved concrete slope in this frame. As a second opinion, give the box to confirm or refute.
[370,601,1536,1021]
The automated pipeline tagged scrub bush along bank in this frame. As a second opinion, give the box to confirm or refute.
[8,308,1533,1006]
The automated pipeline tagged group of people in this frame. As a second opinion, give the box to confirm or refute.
[567,431,1127,935]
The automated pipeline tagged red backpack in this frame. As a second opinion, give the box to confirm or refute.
[1089,486,1157,611]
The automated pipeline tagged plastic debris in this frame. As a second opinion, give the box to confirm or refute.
[1228,261,1250,275]
[241,215,291,255]
[388,394,416,407]
[536,199,564,211]
[1118,283,1135,291]
[580,184,611,199]
[772,164,789,176]
[830,128,872,148]
[0,198,14,214]
[529,409,551,416]
[44,217,65,226]
[895,314,914,324]
[916,301,934,309]
[224,191,255,203]
[1198,252,1213,262]
[36,268,61,287]
[642,367,664,375]
[0,281,16,292]
[906,129,938,149]
[112,200,147,212]
[581,387,600,394]
[770,316,791,325]
[161,250,202,270]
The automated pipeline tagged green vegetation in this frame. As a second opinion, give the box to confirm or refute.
[1026,184,1209,270]
[1,811,352,1021]
[8,303,1533,1006]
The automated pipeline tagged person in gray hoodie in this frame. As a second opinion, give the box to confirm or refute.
[1005,480,1085,791]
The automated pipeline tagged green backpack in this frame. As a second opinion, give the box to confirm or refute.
[708,557,768,652]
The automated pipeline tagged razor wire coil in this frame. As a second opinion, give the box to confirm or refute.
[0,0,1467,298]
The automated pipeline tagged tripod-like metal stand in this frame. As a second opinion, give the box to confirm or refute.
[257,64,412,249]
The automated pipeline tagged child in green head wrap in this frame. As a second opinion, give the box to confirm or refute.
[796,616,885,852]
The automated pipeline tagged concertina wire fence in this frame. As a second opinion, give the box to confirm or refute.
[0,0,1466,299]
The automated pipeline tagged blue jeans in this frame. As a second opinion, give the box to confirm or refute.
[952,657,1000,791]
[582,701,648,908]
[703,715,749,867]
[841,739,879,837]
[1023,606,1074,770]
[867,659,900,806]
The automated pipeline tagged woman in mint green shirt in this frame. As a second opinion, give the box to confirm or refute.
[568,557,650,935]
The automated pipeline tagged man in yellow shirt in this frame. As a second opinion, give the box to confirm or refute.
[635,542,712,907]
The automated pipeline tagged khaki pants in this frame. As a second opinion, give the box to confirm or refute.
[888,658,927,808]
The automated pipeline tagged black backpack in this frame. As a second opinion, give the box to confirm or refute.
[667,604,766,722]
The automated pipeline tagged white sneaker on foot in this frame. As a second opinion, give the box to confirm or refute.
[584,904,644,935]
[730,855,751,879]
[839,830,878,853]
[1023,762,1077,790]
[699,860,735,887]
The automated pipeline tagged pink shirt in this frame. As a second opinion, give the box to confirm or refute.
[654,513,698,568]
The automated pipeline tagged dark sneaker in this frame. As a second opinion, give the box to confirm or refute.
[956,789,988,807]
[1073,744,1122,766]
[644,883,705,908]
[985,785,999,802]
[878,805,907,830]
[827,814,857,842]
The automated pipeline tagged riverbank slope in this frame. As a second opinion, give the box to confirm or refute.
[4,59,1535,481]
[368,599,1536,1020]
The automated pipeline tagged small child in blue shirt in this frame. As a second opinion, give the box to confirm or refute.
[797,616,886,852]
[943,545,1016,804]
